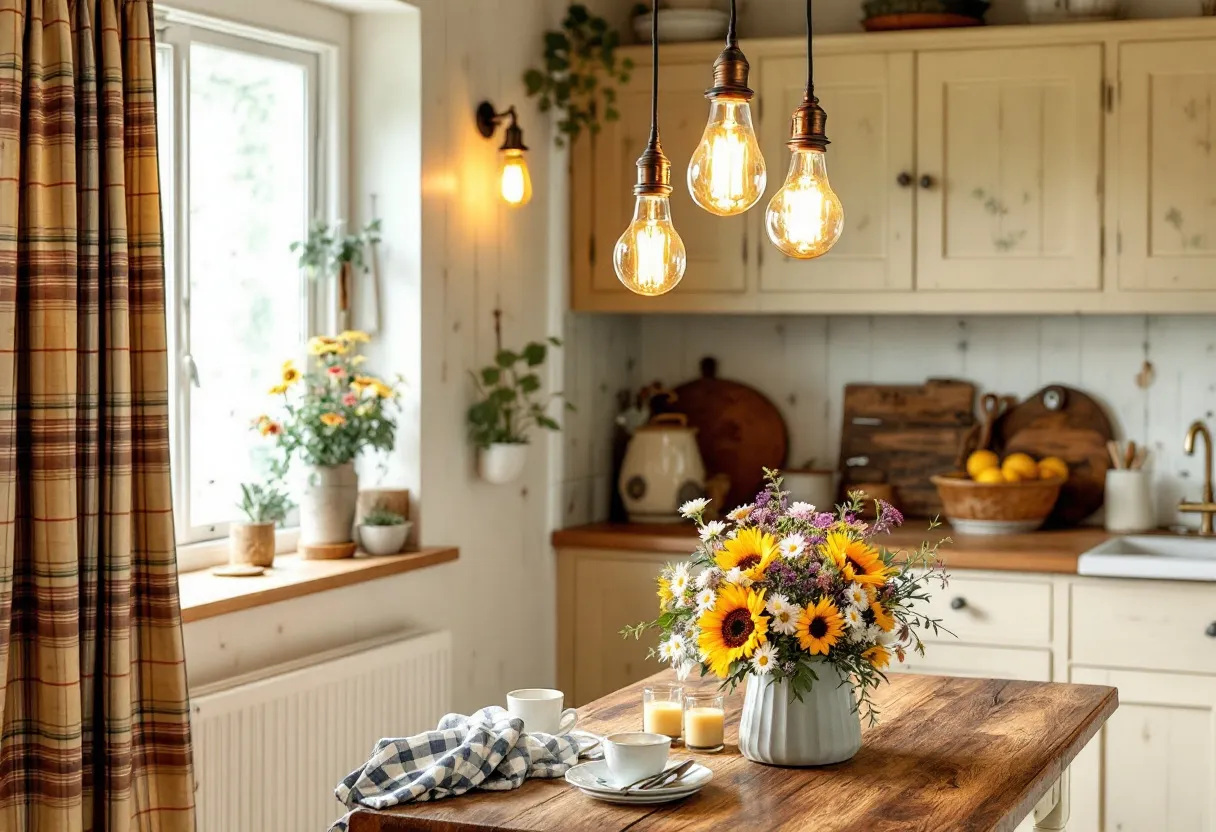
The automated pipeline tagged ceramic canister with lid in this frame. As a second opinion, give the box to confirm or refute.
[619,414,707,523]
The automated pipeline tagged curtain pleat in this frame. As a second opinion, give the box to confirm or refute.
[0,2,195,830]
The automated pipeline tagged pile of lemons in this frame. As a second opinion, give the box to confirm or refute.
[965,450,1069,484]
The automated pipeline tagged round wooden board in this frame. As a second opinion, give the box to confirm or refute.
[991,385,1115,527]
[669,357,788,511]
[300,541,358,561]
[863,13,984,30]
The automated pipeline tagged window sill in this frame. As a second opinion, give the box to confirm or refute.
[178,546,459,623]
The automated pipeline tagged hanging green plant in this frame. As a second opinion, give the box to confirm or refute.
[523,4,633,147]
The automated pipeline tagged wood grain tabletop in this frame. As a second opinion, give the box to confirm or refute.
[348,670,1117,832]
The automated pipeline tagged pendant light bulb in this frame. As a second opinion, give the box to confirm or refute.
[765,146,843,259]
[688,98,765,216]
[614,194,687,297]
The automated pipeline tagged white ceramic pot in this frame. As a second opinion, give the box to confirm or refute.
[358,522,411,556]
[1024,0,1120,22]
[300,462,358,545]
[478,443,528,484]
[618,416,706,523]
[738,668,862,767]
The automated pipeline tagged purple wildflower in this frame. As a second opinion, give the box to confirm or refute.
[781,660,798,675]
[872,500,905,534]
[750,507,776,529]
[811,512,834,530]
[815,572,834,591]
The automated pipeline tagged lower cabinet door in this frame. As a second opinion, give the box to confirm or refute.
[1070,666,1216,832]
[886,642,1053,682]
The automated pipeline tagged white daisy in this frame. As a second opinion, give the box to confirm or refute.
[726,528,738,540]
[695,567,721,590]
[845,582,870,611]
[695,588,716,612]
[878,628,900,647]
[843,606,864,630]
[765,592,791,617]
[667,633,687,657]
[699,520,727,541]
[862,624,883,644]
[723,567,752,587]
[727,504,754,523]
[679,497,710,518]
[670,562,692,595]
[769,601,802,636]
[658,639,676,662]
[789,501,816,516]
[778,533,807,559]
[751,642,778,675]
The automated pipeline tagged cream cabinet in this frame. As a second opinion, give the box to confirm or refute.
[1117,39,1216,291]
[915,45,1103,292]
[568,18,1216,313]
[757,52,914,294]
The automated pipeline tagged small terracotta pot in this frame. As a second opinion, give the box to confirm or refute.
[230,522,276,568]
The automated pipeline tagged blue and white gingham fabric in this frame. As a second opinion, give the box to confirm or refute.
[329,706,580,831]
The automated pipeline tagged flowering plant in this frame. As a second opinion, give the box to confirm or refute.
[622,469,950,724]
[253,331,400,470]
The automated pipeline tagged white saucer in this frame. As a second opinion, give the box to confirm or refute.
[565,759,712,804]
[570,730,603,759]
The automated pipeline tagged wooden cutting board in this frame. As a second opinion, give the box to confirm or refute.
[991,385,1115,527]
[838,379,976,518]
[668,357,788,511]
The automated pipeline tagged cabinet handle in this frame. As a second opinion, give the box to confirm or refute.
[919,174,936,190]
[1206,622,1216,638]
[897,172,913,188]
[950,597,967,611]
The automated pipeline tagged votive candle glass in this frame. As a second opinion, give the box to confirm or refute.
[643,685,685,742]
[683,692,725,752]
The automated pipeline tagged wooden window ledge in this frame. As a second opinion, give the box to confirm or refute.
[179,547,459,623]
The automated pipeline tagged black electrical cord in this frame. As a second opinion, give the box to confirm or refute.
[805,0,815,98]
[727,0,738,47]
[648,0,659,147]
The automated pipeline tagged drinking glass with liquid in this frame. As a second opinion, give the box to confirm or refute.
[642,685,684,742]
[684,692,725,752]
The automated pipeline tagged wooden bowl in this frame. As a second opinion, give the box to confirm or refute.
[930,473,1064,535]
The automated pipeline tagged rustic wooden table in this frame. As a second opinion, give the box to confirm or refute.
[348,671,1117,832]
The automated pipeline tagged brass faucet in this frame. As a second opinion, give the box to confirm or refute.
[1181,420,1216,536]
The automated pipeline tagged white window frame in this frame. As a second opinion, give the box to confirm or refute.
[156,9,338,570]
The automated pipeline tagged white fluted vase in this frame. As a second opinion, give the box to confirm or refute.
[738,666,862,767]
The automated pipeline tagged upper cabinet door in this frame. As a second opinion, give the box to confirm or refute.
[916,46,1104,292]
[588,61,749,297]
[757,53,915,293]
[1118,41,1216,291]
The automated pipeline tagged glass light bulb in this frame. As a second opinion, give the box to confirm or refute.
[765,147,844,259]
[613,195,687,297]
[687,98,766,216]
[499,149,532,207]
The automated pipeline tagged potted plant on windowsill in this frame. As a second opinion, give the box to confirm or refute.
[230,481,293,569]
[291,219,381,325]
[254,330,401,556]
[358,507,412,556]
[468,337,571,485]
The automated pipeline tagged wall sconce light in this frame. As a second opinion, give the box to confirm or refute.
[476,101,533,207]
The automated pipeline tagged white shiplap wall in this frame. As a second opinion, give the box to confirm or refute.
[562,314,1216,530]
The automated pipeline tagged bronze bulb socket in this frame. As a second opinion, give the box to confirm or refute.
[633,139,673,197]
[788,94,830,152]
[705,43,754,102]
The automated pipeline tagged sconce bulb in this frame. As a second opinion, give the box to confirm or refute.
[499,149,532,207]
[687,98,766,216]
[613,195,686,297]
[764,147,843,259]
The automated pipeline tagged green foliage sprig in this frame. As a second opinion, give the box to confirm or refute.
[237,481,293,525]
[362,507,406,527]
[467,338,573,448]
[291,219,382,277]
[523,4,633,147]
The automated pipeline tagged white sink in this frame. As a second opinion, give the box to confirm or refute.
[1078,535,1216,582]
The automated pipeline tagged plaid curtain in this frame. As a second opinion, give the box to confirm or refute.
[0,2,195,830]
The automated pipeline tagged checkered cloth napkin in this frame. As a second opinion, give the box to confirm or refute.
[328,706,580,831]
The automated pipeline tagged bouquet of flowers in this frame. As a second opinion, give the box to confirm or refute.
[253,331,400,471]
[623,469,950,724]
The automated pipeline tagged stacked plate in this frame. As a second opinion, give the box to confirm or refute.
[632,10,729,43]
[564,759,713,805]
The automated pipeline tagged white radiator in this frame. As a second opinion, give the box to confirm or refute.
[190,630,451,832]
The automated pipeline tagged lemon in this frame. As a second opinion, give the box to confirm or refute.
[974,468,1006,484]
[1038,456,1069,481]
[966,450,1001,479]
[1002,453,1039,482]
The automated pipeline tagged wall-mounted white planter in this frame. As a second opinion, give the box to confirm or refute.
[478,443,528,484]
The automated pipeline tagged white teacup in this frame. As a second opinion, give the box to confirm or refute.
[602,732,671,786]
[506,688,579,735]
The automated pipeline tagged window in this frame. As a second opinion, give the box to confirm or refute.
[156,13,327,549]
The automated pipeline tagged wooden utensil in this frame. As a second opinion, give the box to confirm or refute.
[668,357,788,510]
[839,379,976,517]
[991,385,1115,527]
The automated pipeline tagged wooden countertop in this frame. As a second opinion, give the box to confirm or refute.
[179,547,459,623]
[349,670,1118,832]
[551,521,1111,574]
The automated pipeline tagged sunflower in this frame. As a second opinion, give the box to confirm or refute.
[821,531,888,586]
[258,419,282,437]
[339,329,371,343]
[697,583,768,678]
[371,381,394,399]
[281,361,301,385]
[795,597,845,656]
[657,577,674,610]
[308,336,346,356]
[268,383,290,395]
[862,645,891,670]
[714,528,779,583]
[320,412,346,428]
[869,600,895,632]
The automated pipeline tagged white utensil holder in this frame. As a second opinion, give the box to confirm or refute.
[1104,469,1155,533]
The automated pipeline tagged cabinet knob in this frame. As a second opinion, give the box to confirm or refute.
[1206,622,1216,638]
[950,597,967,611]
[896,172,913,188]
[919,174,936,190]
